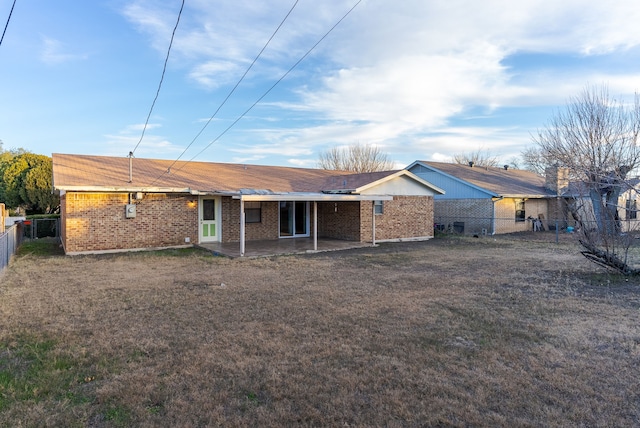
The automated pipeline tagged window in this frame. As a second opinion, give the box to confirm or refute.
[626,199,637,220]
[374,200,384,215]
[203,199,215,220]
[515,199,526,222]
[245,201,262,223]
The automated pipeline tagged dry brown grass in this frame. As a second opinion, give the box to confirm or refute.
[1,236,639,427]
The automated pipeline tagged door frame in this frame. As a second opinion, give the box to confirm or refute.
[198,196,221,243]
[279,200,310,238]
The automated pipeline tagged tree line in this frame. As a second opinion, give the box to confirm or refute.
[0,142,59,215]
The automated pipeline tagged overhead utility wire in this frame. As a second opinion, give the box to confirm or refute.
[162,0,300,175]
[160,0,362,180]
[0,0,17,47]
[131,0,185,155]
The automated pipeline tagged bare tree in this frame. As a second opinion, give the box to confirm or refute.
[452,148,499,167]
[318,143,396,172]
[520,146,553,175]
[532,84,640,275]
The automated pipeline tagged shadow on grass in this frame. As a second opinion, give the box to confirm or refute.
[16,238,65,257]
[15,239,214,259]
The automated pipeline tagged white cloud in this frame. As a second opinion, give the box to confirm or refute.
[40,37,88,64]
[103,123,182,157]
[287,158,317,168]
[121,0,640,163]
[123,123,162,133]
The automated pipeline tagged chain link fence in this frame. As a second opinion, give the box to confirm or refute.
[1,223,23,273]
[1,218,60,274]
[434,215,640,269]
[433,216,578,239]
[21,218,60,240]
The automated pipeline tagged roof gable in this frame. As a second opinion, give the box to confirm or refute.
[320,170,444,195]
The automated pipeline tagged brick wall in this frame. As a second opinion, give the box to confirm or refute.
[61,192,198,254]
[317,201,361,240]
[360,196,434,241]
[61,193,437,252]
[222,198,280,242]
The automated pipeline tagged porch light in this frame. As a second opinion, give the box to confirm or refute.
[187,200,196,208]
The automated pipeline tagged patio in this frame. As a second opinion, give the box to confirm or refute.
[196,237,374,258]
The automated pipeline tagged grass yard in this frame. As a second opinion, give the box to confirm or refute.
[1,236,639,427]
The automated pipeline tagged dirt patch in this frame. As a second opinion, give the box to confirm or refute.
[1,236,639,426]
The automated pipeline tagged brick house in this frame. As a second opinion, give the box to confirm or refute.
[52,154,444,255]
[407,161,574,235]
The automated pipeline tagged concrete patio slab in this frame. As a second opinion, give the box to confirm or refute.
[196,237,373,258]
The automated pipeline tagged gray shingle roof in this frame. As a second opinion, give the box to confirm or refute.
[418,161,551,197]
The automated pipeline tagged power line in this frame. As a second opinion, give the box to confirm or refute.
[0,0,17,47]
[183,0,362,166]
[163,0,300,173]
[152,0,362,182]
[131,0,185,155]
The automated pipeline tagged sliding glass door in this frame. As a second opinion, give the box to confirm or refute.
[279,201,309,237]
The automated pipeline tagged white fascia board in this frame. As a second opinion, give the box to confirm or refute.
[235,193,393,201]
[502,194,551,199]
[55,186,194,193]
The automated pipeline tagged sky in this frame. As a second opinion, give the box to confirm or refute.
[1,0,640,169]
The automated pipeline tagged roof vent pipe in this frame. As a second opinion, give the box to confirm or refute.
[469,161,474,167]
[128,151,133,183]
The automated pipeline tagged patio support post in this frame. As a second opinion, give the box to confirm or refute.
[240,199,245,257]
[372,201,376,245]
[313,201,318,251]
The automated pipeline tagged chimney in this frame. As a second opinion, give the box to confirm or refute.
[468,161,474,167]
[545,165,569,194]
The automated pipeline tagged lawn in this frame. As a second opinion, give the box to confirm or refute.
[1,236,639,426]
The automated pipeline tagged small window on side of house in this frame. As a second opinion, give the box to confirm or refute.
[626,199,637,220]
[245,201,262,223]
[515,199,526,222]
[374,200,384,215]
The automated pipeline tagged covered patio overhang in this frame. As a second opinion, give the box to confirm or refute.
[232,192,393,257]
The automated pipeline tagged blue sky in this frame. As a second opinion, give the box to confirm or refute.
[1,0,639,169]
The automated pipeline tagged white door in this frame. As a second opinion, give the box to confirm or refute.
[199,197,220,242]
